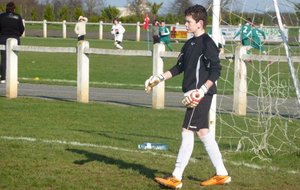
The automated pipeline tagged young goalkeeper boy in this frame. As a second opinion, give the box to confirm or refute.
[144,4,231,189]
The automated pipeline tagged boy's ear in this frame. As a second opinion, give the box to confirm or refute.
[197,20,204,28]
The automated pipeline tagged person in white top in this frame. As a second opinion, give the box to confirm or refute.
[111,18,125,49]
[74,16,88,41]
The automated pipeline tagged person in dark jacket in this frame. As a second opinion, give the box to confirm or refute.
[152,20,160,44]
[0,1,24,83]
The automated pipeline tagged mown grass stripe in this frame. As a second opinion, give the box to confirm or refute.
[1,135,299,175]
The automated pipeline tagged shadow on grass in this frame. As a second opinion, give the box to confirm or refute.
[74,129,176,141]
[66,148,158,179]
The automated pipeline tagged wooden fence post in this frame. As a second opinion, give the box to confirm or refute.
[233,46,248,115]
[62,20,67,39]
[6,38,18,99]
[99,21,103,40]
[43,19,47,38]
[77,41,89,103]
[152,43,165,109]
[136,22,140,42]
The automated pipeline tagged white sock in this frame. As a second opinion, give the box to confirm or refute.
[200,132,228,176]
[172,131,194,181]
[116,44,123,49]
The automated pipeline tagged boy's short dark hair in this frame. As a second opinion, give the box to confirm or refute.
[6,2,16,12]
[153,20,159,24]
[113,17,119,23]
[184,4,207,29]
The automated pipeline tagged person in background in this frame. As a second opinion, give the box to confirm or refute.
[143,13,151,50]
[251,23,267,55]
[74,16,88,41]
[143,13,150,30]
[111,17,125,50]
[145,4,230,189]
[233,17,252,53]
[159,20,173,51]
[152,20,160,44]
[0,1,24,84]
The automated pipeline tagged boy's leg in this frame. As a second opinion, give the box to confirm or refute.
[0,50,6,81]
[251,42,260,51]
[164,38,173,51]
[0,36,6,81]
[155,130,194,189]
[115,41,123,49]
[199,131,228,176]
[166,43,173,51]
[198,131,231,186]
[258,44,267,54]
[172,130,194,180]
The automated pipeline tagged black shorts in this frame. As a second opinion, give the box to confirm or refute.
[78,35,85,41]
[182,94,213,131]
[153,35,160,44]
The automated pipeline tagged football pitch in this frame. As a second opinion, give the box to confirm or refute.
[0,37,300,189]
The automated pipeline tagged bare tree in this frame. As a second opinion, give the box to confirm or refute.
[148,2,163,21]
[52,0,63,19]
[192,0,236,11]
[128,0,149,18]
[66,0,82,10]
[83,0,106,16]
[292,2,300,26]
[101,6,120,22]
[169,0,193,17]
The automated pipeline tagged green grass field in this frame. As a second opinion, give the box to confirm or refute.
[0,97,299,190]
[1,37,300,189]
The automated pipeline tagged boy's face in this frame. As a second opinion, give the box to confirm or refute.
[185,15,202,33]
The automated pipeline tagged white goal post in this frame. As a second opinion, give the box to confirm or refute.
[273,0,300,107]
[210,0,222,138]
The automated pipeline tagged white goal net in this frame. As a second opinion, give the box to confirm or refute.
[207,0,300,161]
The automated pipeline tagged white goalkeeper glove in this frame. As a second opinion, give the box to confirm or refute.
[144,74,165,93]
[182,84,208,108]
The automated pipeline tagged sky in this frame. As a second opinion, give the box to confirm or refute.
[107,0,298,13]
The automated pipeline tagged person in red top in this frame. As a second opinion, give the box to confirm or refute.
[143,13,150,30]
[143,13,150,50]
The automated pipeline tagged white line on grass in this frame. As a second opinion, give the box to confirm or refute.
[1,135,299,175]
[19,77,182,89]
[0,135,179,160]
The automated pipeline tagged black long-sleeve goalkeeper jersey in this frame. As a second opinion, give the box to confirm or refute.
[169,33,221,95]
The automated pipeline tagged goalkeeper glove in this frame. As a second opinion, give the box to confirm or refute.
[144,74,165,93]
[182,84,208,108]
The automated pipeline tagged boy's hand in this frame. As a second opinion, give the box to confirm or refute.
[182,85,208,108]
[144,74,165,93]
